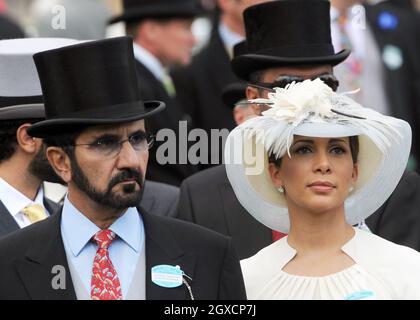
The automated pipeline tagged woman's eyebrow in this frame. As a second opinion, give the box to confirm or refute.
[292,139,314,146]
[329,138,348,144]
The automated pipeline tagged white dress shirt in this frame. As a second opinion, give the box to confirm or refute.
[218,22,244,59]
[0,177,49,228]
[132,42,166,82]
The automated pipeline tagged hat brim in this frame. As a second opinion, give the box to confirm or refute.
[225,119,411,233]
[0,103,45,120]
[27,100,165,138]
[222,83,248,109]
[109,4,205,24]
[232,49,351,81]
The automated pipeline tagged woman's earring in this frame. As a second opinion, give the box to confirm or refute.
[349,186,354,193]
[278,186,284,193]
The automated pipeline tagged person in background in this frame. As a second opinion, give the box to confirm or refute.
[0,38,79,238]
[330,0,420,171]
[109,0,204,186]
[177,0,349,259]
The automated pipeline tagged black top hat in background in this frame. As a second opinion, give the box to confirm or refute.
[222,82,248,109]
[231,0,351,81]
[27,36,165,138]
[222,40,248,108]
[109,0,205,24]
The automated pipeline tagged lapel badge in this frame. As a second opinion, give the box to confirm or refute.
[152,264,195,299]
[382,44,403,70]
[151,264,183,288]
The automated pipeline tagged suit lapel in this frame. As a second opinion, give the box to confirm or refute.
[13,211,76,300]
[142,209,196,300]
[43,197,60,216]
[205,30,237,95]
[0,200,20,237]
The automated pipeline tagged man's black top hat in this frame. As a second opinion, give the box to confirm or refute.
[27,36,165,138]
[231,0,351,81]
[109,0,204,24]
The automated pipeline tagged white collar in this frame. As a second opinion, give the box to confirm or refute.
[218,22,244,53]
[132,42,166,82]
[0,177,45,218]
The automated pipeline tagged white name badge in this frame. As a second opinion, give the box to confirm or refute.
[151,264,183,288]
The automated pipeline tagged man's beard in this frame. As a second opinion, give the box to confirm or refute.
[71,157,145,210]
[28,146,65,184]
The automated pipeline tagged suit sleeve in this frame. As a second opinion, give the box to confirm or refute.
[175,179,196,223]
[368,171,420,251]
[218,238,247,300]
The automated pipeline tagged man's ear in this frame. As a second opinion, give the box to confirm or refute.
[46,147,72,183]
[16,123,39,155]
[246,85,259,100]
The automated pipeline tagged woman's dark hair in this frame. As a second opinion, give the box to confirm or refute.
[269,136,360,168]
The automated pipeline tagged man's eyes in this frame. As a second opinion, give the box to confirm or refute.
[130,133,147,144]
[94,137,119,147]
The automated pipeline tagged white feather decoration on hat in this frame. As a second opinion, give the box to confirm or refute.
[242,78,403,159]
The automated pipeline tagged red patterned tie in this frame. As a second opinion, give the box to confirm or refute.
[91,229,122,300]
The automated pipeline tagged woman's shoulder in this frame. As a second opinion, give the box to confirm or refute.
[353,229,420,265]
[351,229,420,298]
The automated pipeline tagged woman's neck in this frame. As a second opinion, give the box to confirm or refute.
[286,206,355,254]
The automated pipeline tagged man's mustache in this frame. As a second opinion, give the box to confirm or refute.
[108,169,143,189]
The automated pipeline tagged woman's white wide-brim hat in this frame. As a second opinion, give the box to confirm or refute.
[224,79,411,233]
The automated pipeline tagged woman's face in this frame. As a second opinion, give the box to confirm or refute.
[269,136,358,214]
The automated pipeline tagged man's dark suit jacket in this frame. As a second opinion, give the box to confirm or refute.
[141,180,179,217]
[0,198,59,239]
[171,27,238,133]
[135,60,197,186]
[365,3,420,168]
[0,15,25,39]
[0,207,246,300]
[177,165,420,259]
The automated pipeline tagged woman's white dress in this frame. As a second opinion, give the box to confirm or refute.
[241,228,420,299]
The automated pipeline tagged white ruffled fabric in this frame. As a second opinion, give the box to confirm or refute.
[241,229,420,300]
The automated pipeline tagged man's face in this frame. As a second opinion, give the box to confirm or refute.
[67,120,149,210]
[221,0,269,25]
[246,65,334,114]
[153,18,196,66]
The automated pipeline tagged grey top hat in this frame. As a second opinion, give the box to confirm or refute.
[0,37,80,120]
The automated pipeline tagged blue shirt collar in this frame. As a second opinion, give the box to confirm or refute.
[61,196,143,257]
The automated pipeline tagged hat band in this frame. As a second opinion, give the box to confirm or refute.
[250,44,336,58]
[0,95,43,109]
